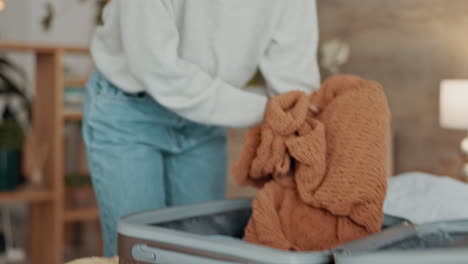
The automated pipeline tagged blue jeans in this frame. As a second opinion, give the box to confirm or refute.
[82,70,228,257]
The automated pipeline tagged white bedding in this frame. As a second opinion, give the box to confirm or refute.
[384,172,468,224]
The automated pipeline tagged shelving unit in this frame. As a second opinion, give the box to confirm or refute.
[64,208,100,222]
[64,78,88,87]
[63,110,84,122]
[0,187,54,203]
[0,42,96,264]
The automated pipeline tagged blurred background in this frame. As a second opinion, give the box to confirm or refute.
[0,0,467,263]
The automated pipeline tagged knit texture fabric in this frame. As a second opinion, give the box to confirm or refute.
[232,75,390,251]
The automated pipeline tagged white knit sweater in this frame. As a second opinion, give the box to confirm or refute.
[91,0,320,127]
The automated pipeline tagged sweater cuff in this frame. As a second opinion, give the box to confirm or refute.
[211,79,268,128]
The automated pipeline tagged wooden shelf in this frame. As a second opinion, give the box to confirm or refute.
[64,207,100,223]
[0,41,89,54]
[64,78,87,87]
[0,186,54,203]
[62,46,90,54]
[0,41,94,263]
[63,110,83,121]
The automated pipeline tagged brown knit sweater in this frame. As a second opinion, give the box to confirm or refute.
[232,75,390,251]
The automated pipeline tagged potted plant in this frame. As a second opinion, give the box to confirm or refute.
[0,55,30,191]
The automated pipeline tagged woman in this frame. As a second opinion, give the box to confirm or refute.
[84,0,320,256]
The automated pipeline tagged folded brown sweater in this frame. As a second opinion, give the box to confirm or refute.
[232,75,390,251]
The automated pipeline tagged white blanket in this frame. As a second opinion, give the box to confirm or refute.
[384,172,468,224]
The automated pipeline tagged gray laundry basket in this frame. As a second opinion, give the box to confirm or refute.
[118,199,468,264]
[334,219,468,264]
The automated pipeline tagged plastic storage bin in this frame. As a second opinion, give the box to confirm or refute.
[334,219,468,264]
[118,199,468,264]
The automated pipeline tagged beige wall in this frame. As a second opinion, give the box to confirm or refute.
[317,0,467,178]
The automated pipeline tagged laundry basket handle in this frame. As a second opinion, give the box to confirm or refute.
[132,244,242,264]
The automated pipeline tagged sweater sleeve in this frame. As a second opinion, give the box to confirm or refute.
[117,0,267,128]
[260,0,321,95]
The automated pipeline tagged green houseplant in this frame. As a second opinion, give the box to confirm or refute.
[0,55,30,191]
